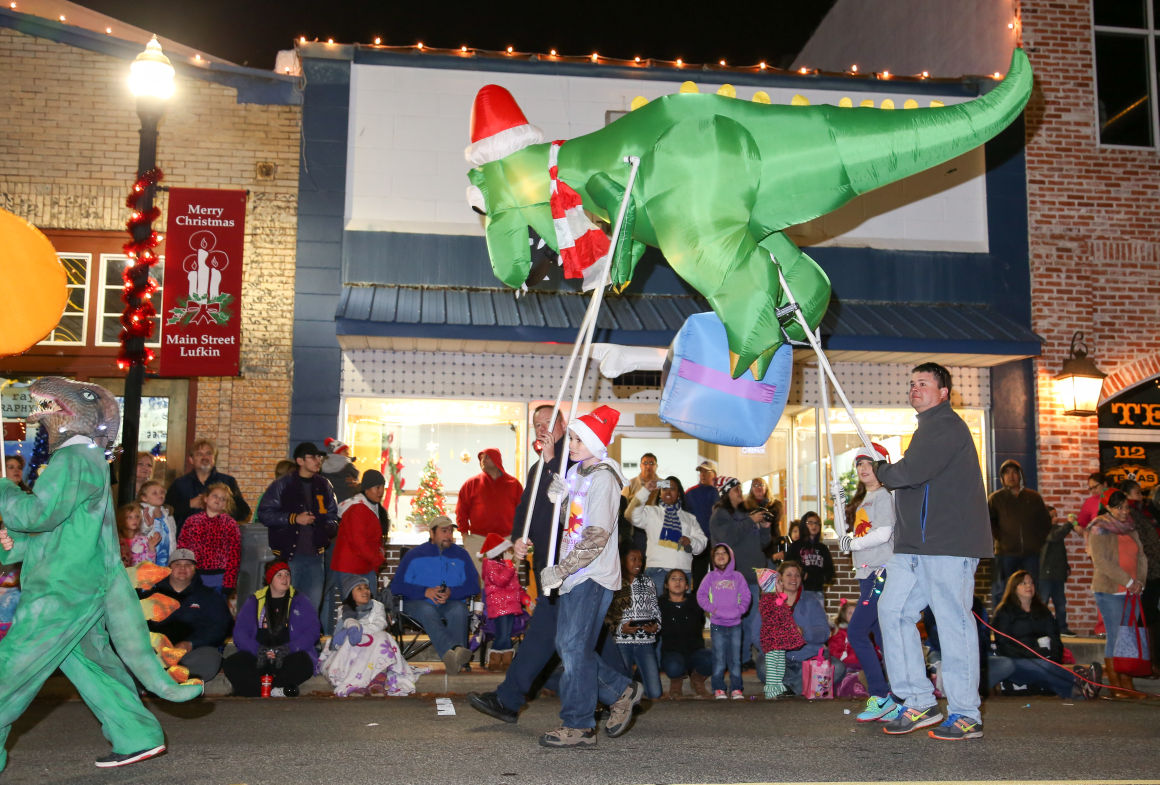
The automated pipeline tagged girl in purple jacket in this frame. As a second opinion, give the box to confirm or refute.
[696,543,751,699]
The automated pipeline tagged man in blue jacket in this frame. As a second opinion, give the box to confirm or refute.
[875,363,992,741]
[258,442,339,618]
[389,516,480,674]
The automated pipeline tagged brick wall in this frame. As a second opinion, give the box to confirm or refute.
[1022,1,1160,631]
[0,28,300,506]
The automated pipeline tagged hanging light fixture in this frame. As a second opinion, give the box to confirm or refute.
[1055,331,1106,416]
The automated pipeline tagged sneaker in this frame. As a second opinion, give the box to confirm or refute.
[714,690,728,700]
[539,726,597,748]
[857,695,900,723]
[605,681,644,737]
[928,713,983,740]
[1076,662,1103,700]
[95,745,166,768]
[878,702,904,722]
[730,689,745,700]
[1059,628,1076,636]
[468,691,519,724]
[882,705,943,735]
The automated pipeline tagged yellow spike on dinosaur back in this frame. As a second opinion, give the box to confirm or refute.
[679,81,699,93]
[717,84,736,98]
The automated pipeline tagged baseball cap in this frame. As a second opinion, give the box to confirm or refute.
[293,441,326,459]
[428,515,456,530]
[170,548,196,564]
[696,459,718,473]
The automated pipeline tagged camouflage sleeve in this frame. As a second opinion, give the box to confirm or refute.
[555,525,611,578]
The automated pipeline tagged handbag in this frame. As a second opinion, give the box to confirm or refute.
[836,670,868,698]
[1112,594,1152,678]
[802,647,834,699]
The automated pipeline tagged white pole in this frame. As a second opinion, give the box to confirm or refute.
[773,262,874,451]
[543,156,642,572]
[816,335,846,531]
[517,287,602,543]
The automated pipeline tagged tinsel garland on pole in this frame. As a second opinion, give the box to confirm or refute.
[119,168,164,370]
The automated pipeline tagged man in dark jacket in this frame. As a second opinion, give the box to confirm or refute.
[470,403,572,723]
[139,549,231,681]
[988,459,1052,611]
[165,438,251,533]
[874,363,991,741]
[257,442,338,617]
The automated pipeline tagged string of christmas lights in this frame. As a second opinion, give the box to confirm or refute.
[119,168,164,370]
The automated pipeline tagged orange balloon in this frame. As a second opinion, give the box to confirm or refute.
[0,208,67,356]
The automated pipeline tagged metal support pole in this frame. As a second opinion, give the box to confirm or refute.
[118,101,162,505]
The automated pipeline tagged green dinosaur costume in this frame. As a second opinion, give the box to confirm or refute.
[466,49,1033,378]
[0,377,201,772]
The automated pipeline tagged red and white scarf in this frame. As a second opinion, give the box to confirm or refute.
[549,140,610,283]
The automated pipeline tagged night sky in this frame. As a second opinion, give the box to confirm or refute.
[72,0,835,70]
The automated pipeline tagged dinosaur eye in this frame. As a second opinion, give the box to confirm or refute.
[81,390,96,401]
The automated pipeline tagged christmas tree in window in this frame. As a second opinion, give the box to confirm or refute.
[407,457,447,531]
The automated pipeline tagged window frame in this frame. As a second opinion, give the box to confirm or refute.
[1091,1,1160,150]
[95,252,165,349]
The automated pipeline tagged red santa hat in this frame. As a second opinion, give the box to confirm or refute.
[324,437,350,456]
[853,442,890,464]
[464,85,544,167]
[478,532,512,559]
[569,405,620,459]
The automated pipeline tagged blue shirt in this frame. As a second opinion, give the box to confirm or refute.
[685,483,719,537]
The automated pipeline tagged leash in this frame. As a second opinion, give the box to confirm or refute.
[972,610,1159,701]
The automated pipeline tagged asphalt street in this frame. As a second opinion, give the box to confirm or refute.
[4,691,1159,785]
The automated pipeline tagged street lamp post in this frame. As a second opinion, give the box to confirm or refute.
[118,36,174,505]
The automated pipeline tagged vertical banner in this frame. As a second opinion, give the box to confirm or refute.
[159,188,247,377]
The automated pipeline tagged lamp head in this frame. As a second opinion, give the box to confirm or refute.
[129,36,175,101]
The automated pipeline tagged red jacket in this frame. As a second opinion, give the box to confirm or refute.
[482,558,526,618]
[331,495,386,575]
[455,449,522,537]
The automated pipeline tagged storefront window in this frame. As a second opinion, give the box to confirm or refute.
[791,406,987,536]
[343,397,526,543]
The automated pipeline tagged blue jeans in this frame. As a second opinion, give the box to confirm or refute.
[618,642,663,698]
[289,553,325,615]
[556,580,631,729]
[987,655,1075,697]
[993,553,1039,610]
[1093,592,1127,659]
[492,614,514,650]
[660,648,713,678]
[496,590,559,713]
[710,623,742,692]
[879,554,981,722]
[645,567,690,597]
[405,598,469,658]
[848,572,891,698]
[1039,578,1069,631]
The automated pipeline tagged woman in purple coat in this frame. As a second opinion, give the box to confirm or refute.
[223,561,320,697]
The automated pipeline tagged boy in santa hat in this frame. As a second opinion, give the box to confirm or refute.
[538,405,643,748]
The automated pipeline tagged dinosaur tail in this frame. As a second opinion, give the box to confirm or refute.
[836,48,1033,198]
[104,569,204,702]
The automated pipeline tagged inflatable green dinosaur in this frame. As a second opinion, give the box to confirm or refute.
[466,49,1033,378]
[0,377,202,772]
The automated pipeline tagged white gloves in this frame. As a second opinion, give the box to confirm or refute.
[540,565,565,592]
[546,473,568,504]
[838,533,853,553]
